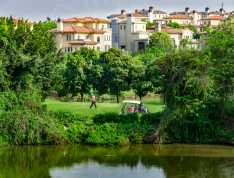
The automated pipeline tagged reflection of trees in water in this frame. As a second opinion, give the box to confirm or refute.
[0,145,234,178]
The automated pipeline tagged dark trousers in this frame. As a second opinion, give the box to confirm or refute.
[90,101,97,109]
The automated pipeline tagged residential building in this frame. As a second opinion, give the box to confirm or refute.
[200,16,226,27]
[168,7,230,25]
[49,17,112,52]
[110,14,149,51]
[107,6,167,23]
[147,21,199,49]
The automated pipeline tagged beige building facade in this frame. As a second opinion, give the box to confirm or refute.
[49,17,112,52]
[168,7,230,26]
[147,21,199,49]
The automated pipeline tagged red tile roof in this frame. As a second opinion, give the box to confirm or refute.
[146,29,155,33]
[13,19,34,25]
[201,16,226,20]
[117,13,147,18]
[63,17,110,23]
[164,29,187,34]
[49,25,106,33]
[68,41,99,45]
[163,14,192,19]
[147,28,188,34]
[148,24,172,29]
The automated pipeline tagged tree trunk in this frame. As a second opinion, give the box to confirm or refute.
[116,91,119,103]
[81,93,83,102]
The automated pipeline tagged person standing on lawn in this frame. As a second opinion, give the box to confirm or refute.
[89,94,97,109]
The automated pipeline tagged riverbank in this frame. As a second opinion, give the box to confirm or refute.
[1,109,233,146]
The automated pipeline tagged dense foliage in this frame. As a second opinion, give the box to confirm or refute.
[166,22,185,29]
[148,31,173,48]
[0,15,233,146]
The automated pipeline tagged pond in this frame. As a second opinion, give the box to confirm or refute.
[0,144,234,178]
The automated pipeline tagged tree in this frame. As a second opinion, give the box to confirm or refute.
[62,53,89,101]
[205,15,234,106]
[166,22,184,29]
[133,65,155,100]
[95,48,135,103]
[141,18,155,29]
[188,24,200,39]
[133,46,167,65]
[148,31,173,48]
[0,16,63,100]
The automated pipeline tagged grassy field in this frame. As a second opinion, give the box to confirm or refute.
[44,97,165,118]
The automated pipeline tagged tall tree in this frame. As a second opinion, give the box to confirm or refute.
[95,48,135,103]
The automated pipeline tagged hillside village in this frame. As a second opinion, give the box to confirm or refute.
[43,6,232,52]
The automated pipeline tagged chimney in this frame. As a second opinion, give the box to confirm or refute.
[205,7,210,17]
[135,9,138,13]
[121,10,126,15]
[220,8,224,16]
[205,7,210,12]
[185,7,190,16]
[154,21,161,32]
[149,6,154,12]
[57,17,63,31]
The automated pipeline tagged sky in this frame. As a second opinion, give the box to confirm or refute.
[1,0,234,22]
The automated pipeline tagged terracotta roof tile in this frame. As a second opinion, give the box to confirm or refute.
[62,17,110,23]
[164,14,192,19]
[49,25,106,33]
[148,24,172,29]
[146,29,155,33]
[201,16,226,20]
[13,19,34,25]
[147,28,188,34]
[164,29,187,34]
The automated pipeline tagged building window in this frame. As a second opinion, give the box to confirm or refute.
[97,46,100,51]
[71,47,73,52]
[138,42,145,51]
[75,47,77,51]
[86,35,89,39]
[105,46,107,51]
[124,25,126,30]
[65,47,67,53]
[93,46,95,49]
[97,36,100,42]
[102,25,104,29]
[68,47,70,52]
[159,15,161,18]
[204,21,206,25]
[78,35,81,39]
[121,46,125,50]
[66,35,71,41]
[96,24,98,28]
[120,25,122,30]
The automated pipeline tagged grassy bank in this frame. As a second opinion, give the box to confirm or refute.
[44,97,165,118]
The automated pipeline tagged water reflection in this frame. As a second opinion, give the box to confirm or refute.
[0,144,234,178]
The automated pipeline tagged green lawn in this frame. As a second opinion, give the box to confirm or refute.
[44,97,165,118]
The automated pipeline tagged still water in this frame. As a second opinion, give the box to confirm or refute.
[0,144,234,178]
